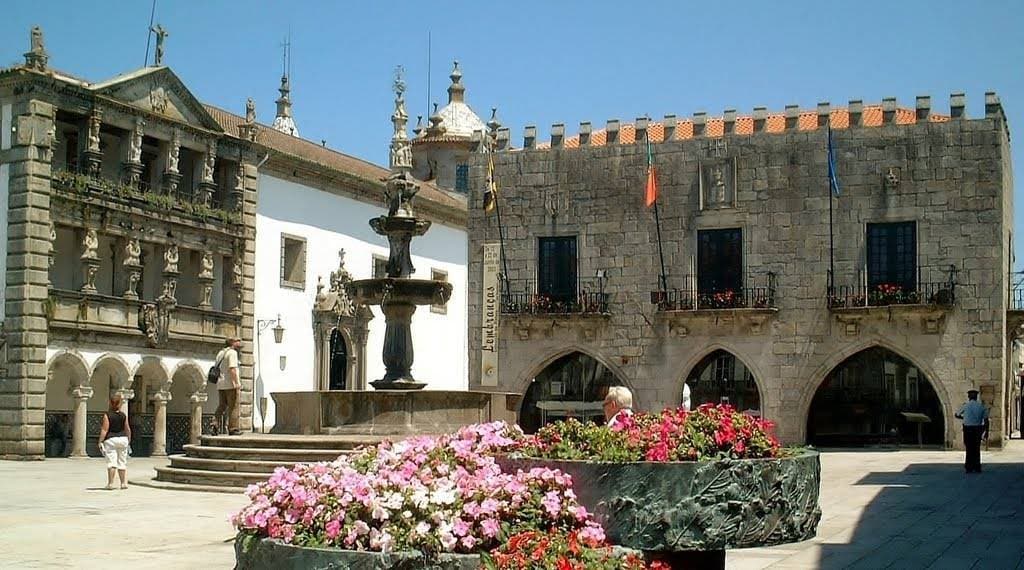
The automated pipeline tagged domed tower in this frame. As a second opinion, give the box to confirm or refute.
[411,61,485,193]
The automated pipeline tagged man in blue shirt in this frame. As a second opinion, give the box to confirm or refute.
[954,389,989,473]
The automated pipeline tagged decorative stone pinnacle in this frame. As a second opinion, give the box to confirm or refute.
[24,25,48,71]
[425,102,446,137]
[272,71,299,136]
[447,60,465,103]
[413,115,424,137]
[389,69,413,173]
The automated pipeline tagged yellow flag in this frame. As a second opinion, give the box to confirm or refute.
[483,152,497,214]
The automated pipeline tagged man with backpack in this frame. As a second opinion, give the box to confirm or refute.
[211,337,243,436]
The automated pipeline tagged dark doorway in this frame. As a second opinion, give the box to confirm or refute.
[538,236,577,304]
[807,347,944,447]
[519,351,622,434]
[328,329,348,390]
[686,350,761,414]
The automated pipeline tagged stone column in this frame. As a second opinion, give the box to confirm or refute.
[0,98,55,459]
[113,388,134,416]
[69,385,93,458]
[150,390,170,456]
[189,391,208,445]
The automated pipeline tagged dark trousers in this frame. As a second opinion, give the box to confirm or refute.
[963,425,984,472]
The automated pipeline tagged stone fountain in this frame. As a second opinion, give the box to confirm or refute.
[344,69,451,390]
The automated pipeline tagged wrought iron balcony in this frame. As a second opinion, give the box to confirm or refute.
[500,278,610,316]
[1011,282,1024,311]
[827,281,955,309]
[652,286,776,311]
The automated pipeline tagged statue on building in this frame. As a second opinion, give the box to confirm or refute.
[24,25,48,71]
[128,118,144,164]
[151,24,169,66]
[81,229,99,260]
[202,141,216,183]
[199,252,215,279]
[166,132,180,174]
[163,245,179,274]
[245,98,256,124]
[87,112,101,153]
[30,26,44,54]
[710,164,727,204]
[124,238,142,266]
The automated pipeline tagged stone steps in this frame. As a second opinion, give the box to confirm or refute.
[150,433,393,492]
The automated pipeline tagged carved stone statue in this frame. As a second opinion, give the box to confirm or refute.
[87,112,101,153]
[710,164,727,204]
[123,238,142,266]
[128,118,144,164]
[199,252,215,279]
[140,304,159,346]
[232,257,244,286]
[202,142,216,183]
[24,26,48,71]
[30,26,44,54]
[151,25,169,66]
[81,229,99,260]
[885,167,900,190]
[166,132,180,174]
[245,98,256,124]
[163,245,179,274]
[160,277,177,302]
[383,173,419,218]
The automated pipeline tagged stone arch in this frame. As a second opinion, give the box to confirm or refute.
[515,345,635,434]
[170,361,206,415]
[131,356,172,385]
[514,344,634,399]
[47,350,91,386]
[678,344,767,415]
[801,339,951,446]
[45,351,91,458]
[91,354,133,390]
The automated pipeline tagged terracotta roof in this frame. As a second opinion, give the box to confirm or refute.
[204,105,465,214]
[534,106,950,150]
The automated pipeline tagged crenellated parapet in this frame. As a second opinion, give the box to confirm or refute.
[503,93,1008,152]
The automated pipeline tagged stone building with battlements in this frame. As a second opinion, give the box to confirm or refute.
[467,94,1015,449]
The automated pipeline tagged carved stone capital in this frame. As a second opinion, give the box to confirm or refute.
[190,391,209,404]
[150,390,172,404]
[71,386,94,401]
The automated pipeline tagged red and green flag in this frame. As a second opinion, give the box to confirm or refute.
[644,131,658,207]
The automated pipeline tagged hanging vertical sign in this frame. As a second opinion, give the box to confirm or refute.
[481,242,501,386]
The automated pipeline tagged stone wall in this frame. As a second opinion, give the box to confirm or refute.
[466,95,1013,448]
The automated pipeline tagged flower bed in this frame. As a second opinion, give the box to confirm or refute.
[233,422,660,569]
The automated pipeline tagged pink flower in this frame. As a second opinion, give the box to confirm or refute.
[480,518,500,538]
[325,519,341,540]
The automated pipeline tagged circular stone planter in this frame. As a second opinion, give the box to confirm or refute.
[498,451,821,568]
[235,536,481,570]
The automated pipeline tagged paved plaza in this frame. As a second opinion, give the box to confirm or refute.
[0,444,1021,569]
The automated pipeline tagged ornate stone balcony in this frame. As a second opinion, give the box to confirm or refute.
[50,169,241,231]
[650,286,778,336]
[499,279,610,341]
[826,279,956,336]
[47,288,240,350]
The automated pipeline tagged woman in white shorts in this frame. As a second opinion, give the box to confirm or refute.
[98,395,131,490]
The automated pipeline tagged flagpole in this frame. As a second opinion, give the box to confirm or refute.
[827,128,835,292]
[648,130,669,293]
[489,148,511,283]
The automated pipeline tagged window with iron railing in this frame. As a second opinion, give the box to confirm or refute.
[651,273,776,311]
[501,278,610,315]
[538,236,578,305]
[867,222,916,291]
[828,265,957,309]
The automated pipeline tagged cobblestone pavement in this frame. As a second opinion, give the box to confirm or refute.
[0,444,1021,569]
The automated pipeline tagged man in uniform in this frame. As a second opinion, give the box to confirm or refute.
[954,389,989,473]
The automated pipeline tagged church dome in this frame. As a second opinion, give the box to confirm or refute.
[417,61,484,141]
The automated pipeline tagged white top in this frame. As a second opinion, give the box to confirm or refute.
[681,383,692,412]
[215,347,240,390]
[956,400,989,427]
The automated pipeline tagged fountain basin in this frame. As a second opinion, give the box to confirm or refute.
[347,278,452,307]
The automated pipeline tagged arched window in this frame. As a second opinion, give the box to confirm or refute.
[329,329,349,390]
[519,352,623,434]
[685,350,761,414]
[807,347,944,446]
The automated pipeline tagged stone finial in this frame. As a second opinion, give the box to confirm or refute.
[496,127,510,151]
[579,122,592,146]
[784,105,799,130]
[551,123,565,148]
[881,97,897,124]
[606,119,620,144]
[662,114,677,141]
[447,60,465,104]
[848,99,863,127]
[389,69,413,173]
[752,107,767,133]
[523,125,537,150]
[425,102,446,137]
[24,25,48,71]
[413,115,424,137]
[692,111,706,137]
[816,102,830,128]
[950,92,966,119]
[916,95,932,121]
[635,116,649,143]
[985,92,1003,120]
[722,109,737,134]
[486,108,501,150]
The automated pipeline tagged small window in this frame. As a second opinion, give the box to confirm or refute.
[280,234,307,289]
[431,269,448,314]
[372,255,388,279]
[455,163,469,193]
[538,236,578,304]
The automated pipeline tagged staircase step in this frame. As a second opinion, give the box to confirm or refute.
[200,434,387,450]
[155,466,269,488]
[183,444,347,463]
[168,455,296,474]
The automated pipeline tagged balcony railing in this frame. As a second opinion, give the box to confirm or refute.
[827,281,956,309]
[1011,279,1024,311]
[501,278,610,315]
[652,286,776,311]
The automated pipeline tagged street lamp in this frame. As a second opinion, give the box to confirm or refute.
[255,314,285,434]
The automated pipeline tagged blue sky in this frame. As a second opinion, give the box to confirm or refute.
[4,0,1024,267]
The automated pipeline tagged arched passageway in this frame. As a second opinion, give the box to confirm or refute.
[129,359,170,456]
[807,347,945,447]
[45,353,90,457]
[518,351,625,434]
[685,350,762,415]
